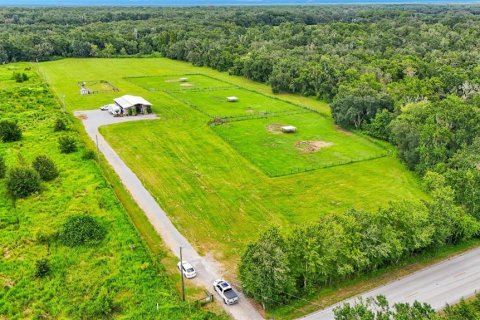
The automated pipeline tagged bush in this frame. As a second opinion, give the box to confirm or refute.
[53,118,67,132]
[82,149,96,160]
[0,156,5,179]
[13,72,28,83]
[0,120,22,142]
[59,215,106,247]
[58,136,77,154]
[35,259,50,278]
[6,166,41,198]
[32,155,59,181]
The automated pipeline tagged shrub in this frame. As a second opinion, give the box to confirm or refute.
[58,136,77,154]
[0,156,5,179]
[32,155,59,181]
[6,166,41,198]
[82,149,96,160]
[35,259,50,278]
[53,118,67,132]
[0,120,22,142]
[59,215,106,247]
[13,72,28,83]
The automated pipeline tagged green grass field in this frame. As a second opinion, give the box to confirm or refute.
[127,74,235,92]
[213,112,388,176]
[169,87,303,118]
[38,58,427,275]
[0,64,221,319]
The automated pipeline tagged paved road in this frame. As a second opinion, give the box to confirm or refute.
[75,110,263,320]
[299,247,480,320]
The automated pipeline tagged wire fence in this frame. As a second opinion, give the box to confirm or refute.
[216,133,389,178]
[208,109,312,125]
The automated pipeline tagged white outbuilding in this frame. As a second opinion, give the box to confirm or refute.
[113,95,152,115]
[281,125,297,133]
[227,96,238,102]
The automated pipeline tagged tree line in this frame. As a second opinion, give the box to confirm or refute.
[239,173,479,309]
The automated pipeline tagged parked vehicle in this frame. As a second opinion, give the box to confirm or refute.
[213,279,239,305]
[177,261,197,279]
[108,104,121,115]
[100,105,109,111]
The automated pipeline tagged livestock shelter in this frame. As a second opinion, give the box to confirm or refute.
[227,96,238,102]
[281,125,297,133]
[114,95,152,115]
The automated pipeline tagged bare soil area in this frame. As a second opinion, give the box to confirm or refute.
[296,140,333,153]
[266,123,287,134]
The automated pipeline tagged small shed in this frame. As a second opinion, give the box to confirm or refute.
[281,125,297,133]
[179,77,188,82]
[80,87,90,95]
[227,96,238,102]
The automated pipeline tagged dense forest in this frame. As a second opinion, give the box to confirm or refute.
[2,5,480,311]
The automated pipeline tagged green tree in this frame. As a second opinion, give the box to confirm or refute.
[59,215,106,247]
[239,227,296,309]
[332,83,393,129]
[0,120,22,142]
[32,155,59,181]
[58,136,77,154]
[6,166,41,199]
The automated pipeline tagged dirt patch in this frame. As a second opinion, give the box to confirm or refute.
[296,140,333,153]
[0,275,14,289]
[266,123,287,134]
[335,125,352,136]
[75,113,88,120]
[180,83,193,87]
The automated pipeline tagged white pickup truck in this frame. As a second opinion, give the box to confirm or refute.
[213,279,239,305]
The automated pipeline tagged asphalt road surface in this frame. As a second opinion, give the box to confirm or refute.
[76,110,263,320]
[299,247,480,320]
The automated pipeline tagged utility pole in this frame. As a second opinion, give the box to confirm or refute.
[180,246,185,302]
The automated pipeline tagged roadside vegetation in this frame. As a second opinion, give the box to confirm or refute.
[0,64,222,319]
[333,294,480,320]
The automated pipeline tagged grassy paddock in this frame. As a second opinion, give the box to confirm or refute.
[170,87,302,118]
[127,74,236,92]
[212,112,387,176]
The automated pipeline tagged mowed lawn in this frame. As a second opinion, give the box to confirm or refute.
[170,87,302,118]
[127,74,235,92]
[213,112,387,176]
[39,58,426,273]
